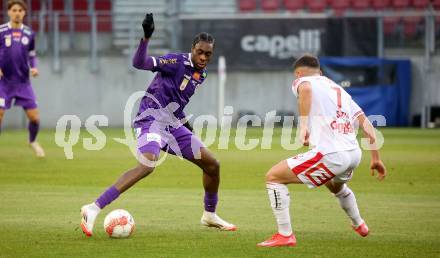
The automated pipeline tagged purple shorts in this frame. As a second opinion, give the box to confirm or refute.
[136,122,205,160]
[0,81,37,110]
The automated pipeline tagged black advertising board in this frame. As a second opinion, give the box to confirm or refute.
[181,18,378,70]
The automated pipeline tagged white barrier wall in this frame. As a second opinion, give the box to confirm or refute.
[2,55,439,128]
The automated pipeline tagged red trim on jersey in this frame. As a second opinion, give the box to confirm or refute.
[352,111,364,120]
[291,152,324,175]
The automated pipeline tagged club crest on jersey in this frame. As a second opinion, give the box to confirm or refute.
[21,36,29,45]
[4,35,11,47]
[180,75,191,91]
[193,72,200,81]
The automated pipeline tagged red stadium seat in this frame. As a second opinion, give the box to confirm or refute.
[74,0,88,11]
[436,16,440,35]
[411,0,430,9]
[95,0,112,11]
[330,0,350,16]
[307,0,328,12]
[403,16,422,38]
[383,16,400,35]
[239,0,258,12]
[284,0,305,12]
[31,0,41,11]
[391,0,410,9]
[261,0,281,12]
[97,13,112,32]
[372,0,391,9]
[52,0,64,11]
[352,0,371,11]
[433,0,440,10]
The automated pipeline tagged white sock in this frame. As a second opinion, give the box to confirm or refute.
[90,202,102,213]
[334,185,363,227]
[266,183,292,236]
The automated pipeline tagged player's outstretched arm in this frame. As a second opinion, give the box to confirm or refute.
[132,13,155,70]
[357,113,387,181]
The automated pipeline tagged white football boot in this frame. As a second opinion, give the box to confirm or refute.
[200,211,237,231]
[30,142,45,158]
[80,203,101,237]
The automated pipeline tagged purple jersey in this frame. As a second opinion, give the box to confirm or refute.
[132,40,207,127]
[0,22,37,86]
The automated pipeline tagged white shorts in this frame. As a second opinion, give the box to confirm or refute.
[286,148,362,188]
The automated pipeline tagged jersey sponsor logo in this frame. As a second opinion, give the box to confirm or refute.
[241,29,321,59]
[146,133,161,143]
[12,31,22,38]
[4,35,11,47]
[330,119,353,134]
[21,36,29,45]
[158,58,177,65]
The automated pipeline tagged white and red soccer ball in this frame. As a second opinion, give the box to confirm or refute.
[103,209,135,238]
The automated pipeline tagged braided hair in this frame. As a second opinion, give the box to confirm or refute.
[192,32,215,48]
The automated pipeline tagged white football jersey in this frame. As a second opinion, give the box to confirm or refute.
[292,75,364,154]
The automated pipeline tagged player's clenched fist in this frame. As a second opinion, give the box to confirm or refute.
[142,13,155,39]
[0,69,3,79]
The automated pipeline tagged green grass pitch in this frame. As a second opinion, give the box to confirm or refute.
[0,128,439,257]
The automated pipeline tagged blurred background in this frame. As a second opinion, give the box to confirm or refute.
[1,0,439,128]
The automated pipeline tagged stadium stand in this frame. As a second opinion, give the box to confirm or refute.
[371,0,391,10]
[330,0,350,16]
[112,0,169,54]
[181,0,237,14]
[352,0,371,11]
[391,0,411,9]
[384,16,400,36]
[307,0,328,12]
[283,0,305,12]
[239,0,258,12]
[403,16,423,38]
[412,0,431,9]
[261,0,281,12]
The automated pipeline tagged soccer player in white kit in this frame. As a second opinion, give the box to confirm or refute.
[257,54,387,247]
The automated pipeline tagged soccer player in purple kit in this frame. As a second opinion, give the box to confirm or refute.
[80,13,236,236]
[0,0,45,157]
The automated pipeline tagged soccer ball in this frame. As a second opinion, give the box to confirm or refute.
[103,209,135,238]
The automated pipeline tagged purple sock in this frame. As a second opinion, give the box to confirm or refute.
[28,121,39,143]
[204,192,218,212]
[95,186,120,209]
